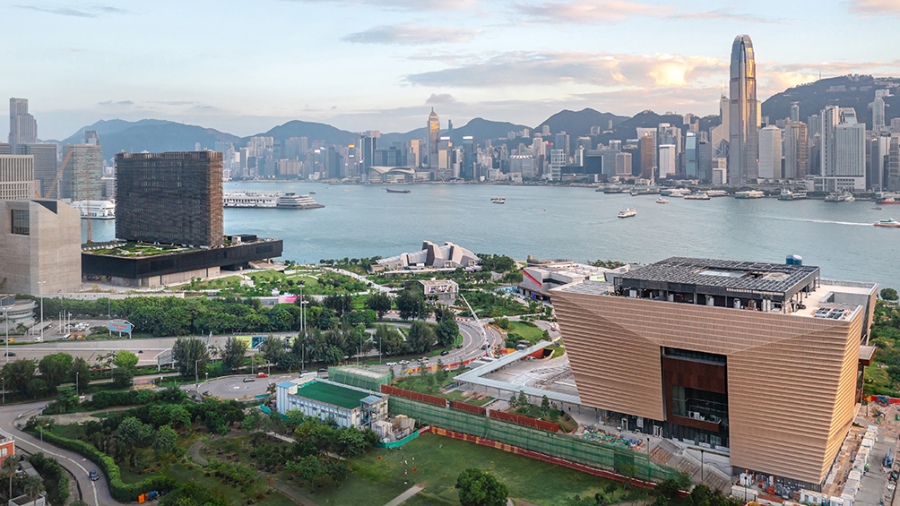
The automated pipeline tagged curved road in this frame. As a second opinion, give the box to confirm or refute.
[0,402,106,506]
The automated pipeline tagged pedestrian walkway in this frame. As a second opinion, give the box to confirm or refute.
[383,485,424,506]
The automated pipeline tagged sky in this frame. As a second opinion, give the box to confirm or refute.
[4,0,900,139]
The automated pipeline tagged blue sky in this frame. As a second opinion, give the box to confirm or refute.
[4,0,900,139]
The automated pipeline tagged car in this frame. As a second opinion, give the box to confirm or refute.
[89,470,99,481]
[440,350,450,356]
[3,352,15,357]
[317,368,327,373]
[385,362,397,367]
[242,378,255,383]
[456,344,463,349]
[137,350,143,354]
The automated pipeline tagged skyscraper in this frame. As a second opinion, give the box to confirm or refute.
[0,155,34,200]
[8,98,37,150]
[758,125,782,180]
[115,151,223,247]
[728,35,759,185]
[783,122,809,180]
[427,109,440,169]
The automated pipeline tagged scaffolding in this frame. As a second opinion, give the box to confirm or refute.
[328,367,391,393]
[389,396,680,482]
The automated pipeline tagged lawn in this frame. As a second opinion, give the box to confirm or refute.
[506,321,546,345]
[313,432,633,505]
[166,463,296,506]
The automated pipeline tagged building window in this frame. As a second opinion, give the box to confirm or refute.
[10,209,29,235]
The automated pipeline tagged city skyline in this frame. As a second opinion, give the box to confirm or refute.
[4,0,900,140]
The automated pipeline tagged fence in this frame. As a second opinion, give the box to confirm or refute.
[450,400,486,416]
[381,384,447,407]
[388,396,679,483]
[489,409,558,432]
[329,367,391,392]
[375,429,421,449]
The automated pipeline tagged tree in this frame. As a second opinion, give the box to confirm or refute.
[375,325,405,356]
[70,358,91,393]
[325,346,344,365]
[111,367,134,389]
[2,360,35,396]
[172,337,209,379]
[406,321,436,354]
[882,288,899,301]
[113,350,139,370]
[221,336,248,373]
[437,316,459,347]
[456,468,508,506]
[435,359,448,383]
[541,395,551,416]
[22,474,44,503]
[38,353,73,389]
[116,416,152,466]
[366,293,392,318]
[0,454,18,500]
[396,289,428,320]
[259,336,286,368]
[153,425,178,457]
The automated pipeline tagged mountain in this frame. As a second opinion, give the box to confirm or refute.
[761,74,900,126]
[534,108,629,138]
[59,119,241,160]
[254,120,358,146]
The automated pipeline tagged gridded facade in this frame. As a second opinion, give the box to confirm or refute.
[0,155,35,201]
[115,151,223,247]
[60,144,103,201]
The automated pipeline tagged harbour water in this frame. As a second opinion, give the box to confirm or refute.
[85,182,900,289]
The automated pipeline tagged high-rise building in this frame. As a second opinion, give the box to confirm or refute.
[888,137,900,191]
[639,133,654,180]
[549,149,565,181]
[758,125,782,180]
[427,109,440,169]
[711,95,730,162]
[0,155,34,200]
[728,35,759,185]
[615,153,632,177]
[658,144,676,179]
[555,132,570,157]
[60,132,103,201]
[872,95,886,132]
[783,122,809,180]
[15,143,56,197]
[115,151,223,247]
[819,106,840,176]
[552,257,877,488]
[790,102,800,123]
[359,131,379,173]
[684,131,698,179]
[8,98,37,150]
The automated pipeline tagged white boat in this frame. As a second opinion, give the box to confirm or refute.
[224,191,324,209]
[70,200,115,219]
[276,193,325,209]
[684,192,710,200]
[735,190,764,199]
[705,190,728,198]
[617,207,636,218]
[491,196,506,204]
[874,218,900,228]
[655,197,669,204]
[824,192,854,203]
[660,188,691,197]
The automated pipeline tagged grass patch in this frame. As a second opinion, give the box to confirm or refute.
[316,432,630,506]
[443,390,493,406]
[506,321,546,346]
[865,364,895,396]
[167,463,297,506]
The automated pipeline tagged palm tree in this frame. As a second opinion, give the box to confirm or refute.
[22,474,43,502]
[0,456,18,500]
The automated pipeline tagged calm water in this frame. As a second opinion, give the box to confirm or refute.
[85,183,900,289]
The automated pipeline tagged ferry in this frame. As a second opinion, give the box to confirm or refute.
[491,196,506,204]
[385,188,411,194]
[874,218,900,228]
[734,190,764,199]
[705,190,728,198]
[824,193,855,203]
[684,192,710,201]
[877,194,900,205]
[71,200,115,219]
[630,186,660,196]
[777,188,795,201]
[599,186,630,194]
[223,191,324,209]
[660,188,692,198]
[617,207,637,218]
[655,197,669,204]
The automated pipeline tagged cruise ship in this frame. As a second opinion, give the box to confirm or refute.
[223,192,324,209]
[70,200,115,219]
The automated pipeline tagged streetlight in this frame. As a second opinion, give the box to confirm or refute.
[37,281,46,343]
[194,359,201,391]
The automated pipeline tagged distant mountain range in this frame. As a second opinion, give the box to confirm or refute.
[55,75,898,160]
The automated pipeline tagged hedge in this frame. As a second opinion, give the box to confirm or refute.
[28,428,175,502]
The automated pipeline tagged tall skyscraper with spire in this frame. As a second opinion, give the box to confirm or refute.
[728,35,759,186]
[9,98,38,151]
[427,108,440,168]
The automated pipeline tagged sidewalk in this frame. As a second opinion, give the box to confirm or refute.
[383,485,424,506]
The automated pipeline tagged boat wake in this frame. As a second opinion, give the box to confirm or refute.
[772,217,871,227]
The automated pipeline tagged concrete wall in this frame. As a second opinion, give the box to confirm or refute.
[0,200,81,295]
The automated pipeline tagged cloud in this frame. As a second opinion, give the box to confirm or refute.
[342,25,479,45]
[98,100,135,106]
[282,0,475,11]
[405,51,725,89]
[672,9,778,23]
[16,4,131,17]
[426,93,456,104]
[513,1,667,23]
[848,0,900,16]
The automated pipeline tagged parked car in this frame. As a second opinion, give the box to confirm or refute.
[385,362,397,366]
[4,352,15,357]
[440,350,450,356]
[89,470,99,481]
[242,378,254,383]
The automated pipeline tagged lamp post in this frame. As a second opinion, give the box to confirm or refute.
[37,281,46,342]
[75,371,79,397]
[194,359,201,391]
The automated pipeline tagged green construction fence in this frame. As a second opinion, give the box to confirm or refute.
[328,367,391,392]
[388,396,679,482]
